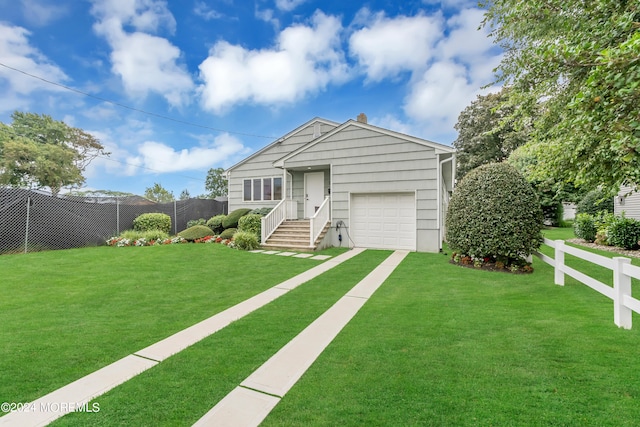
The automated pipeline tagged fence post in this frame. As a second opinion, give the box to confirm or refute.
[554,240,565,286]
[116,197,120,234]
[24,196,31,254]
[613,256,632,329]
[174,201,178,235]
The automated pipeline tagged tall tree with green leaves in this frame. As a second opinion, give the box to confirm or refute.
[144,183,175,203]
[0,112,108,195]
[481,0,640,192]
[453,88,528,179]
[205,167,227,198]
[179,189,191,200]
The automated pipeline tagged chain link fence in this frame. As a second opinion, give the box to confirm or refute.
[0,187,227,255]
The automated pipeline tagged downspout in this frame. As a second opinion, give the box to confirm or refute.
[438,155,454,250]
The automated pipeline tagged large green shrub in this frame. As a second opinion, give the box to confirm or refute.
[206,214,227,234]
[576,188,614,216]
[222,208,252,229]
[607,216,640,249]
[238,214,262,240]
[233,231,260,250]
[177,225,213,241]
[446,162,543,260]
[219,228,237,240]
[133,213,171,233]
[574,213,597,242]
[249,207,273,216]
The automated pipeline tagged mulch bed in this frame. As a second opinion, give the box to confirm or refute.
[566,238,640,259]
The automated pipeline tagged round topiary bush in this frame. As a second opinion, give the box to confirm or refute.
[133,213,171,234]
[576,188,614,216]
[206,214,227,234]
[233,231,260,250]
[222,208,252,229]
[238,214,262,241]
[219,227,237,240]
[177,225,214,241]
[446,162,543,262]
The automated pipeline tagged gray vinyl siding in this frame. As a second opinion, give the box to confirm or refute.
[283,124,443,250]
[227,122,335,211]
[615,186,640,219]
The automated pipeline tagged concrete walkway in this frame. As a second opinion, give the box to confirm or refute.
[193,250,409,427]
[0,248,366,427]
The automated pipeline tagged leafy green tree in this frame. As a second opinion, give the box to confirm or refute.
[509,144,585,226]
[481,0,640,192]
[453,88,527,179]
[205,167,227,198]
[144,183,175,203]
[179,189,190,200]
[0,112,108,195]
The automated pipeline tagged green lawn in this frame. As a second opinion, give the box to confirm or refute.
[3,238,640,426]
[0,244,341,404]
[263,251,640,426]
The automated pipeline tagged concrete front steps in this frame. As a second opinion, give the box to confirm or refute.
[262,219,331,251]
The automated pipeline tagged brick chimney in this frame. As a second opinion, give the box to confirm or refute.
[357,113,367,124]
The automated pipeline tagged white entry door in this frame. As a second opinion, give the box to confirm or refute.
[304,172,324,218]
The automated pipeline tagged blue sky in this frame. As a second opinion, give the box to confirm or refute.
[0,0,502,197]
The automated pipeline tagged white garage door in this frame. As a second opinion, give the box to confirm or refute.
[351,193,416,250]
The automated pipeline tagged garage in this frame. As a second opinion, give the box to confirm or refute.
[350,193,416,250]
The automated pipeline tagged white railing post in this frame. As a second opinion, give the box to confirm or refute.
[261,216,267,243]
[554,240,565,286]
[613,257,632,329]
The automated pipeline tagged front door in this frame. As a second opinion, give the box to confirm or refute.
[304,171,324,218]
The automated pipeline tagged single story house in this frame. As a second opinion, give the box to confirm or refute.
[225,115,456,252]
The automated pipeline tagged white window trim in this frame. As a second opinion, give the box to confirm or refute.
[243,177,283,202]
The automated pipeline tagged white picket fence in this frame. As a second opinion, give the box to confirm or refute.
[533,238,640,329]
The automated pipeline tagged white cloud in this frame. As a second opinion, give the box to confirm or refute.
[255,6,279,30]
[131,133,247,173]
[349,11,444,81]
[198,11,349,113]
[20,0,68,26]
[0,23,68,101]
[348,7,502,142]
[90,0,176,34]
[194,1,223,20]
[91,0,194,107]
[404,61,478,126]
[436,8,495,63]
[275,0,306,12]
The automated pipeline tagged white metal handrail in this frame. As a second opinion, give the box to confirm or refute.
[309,196,330,246]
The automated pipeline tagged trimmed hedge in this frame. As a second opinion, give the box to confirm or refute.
[608,216,640,249]
[222,208,252,229]
[219,228,237,240]
[574,213,597,242]
[177,225,214,241]
[187,218,207,228]
[233,231,260,250]
[119,229,170,242]
[238,214,262,240]
[446,162,543,260]
[206,214,226,234]
[133,213,171,234]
